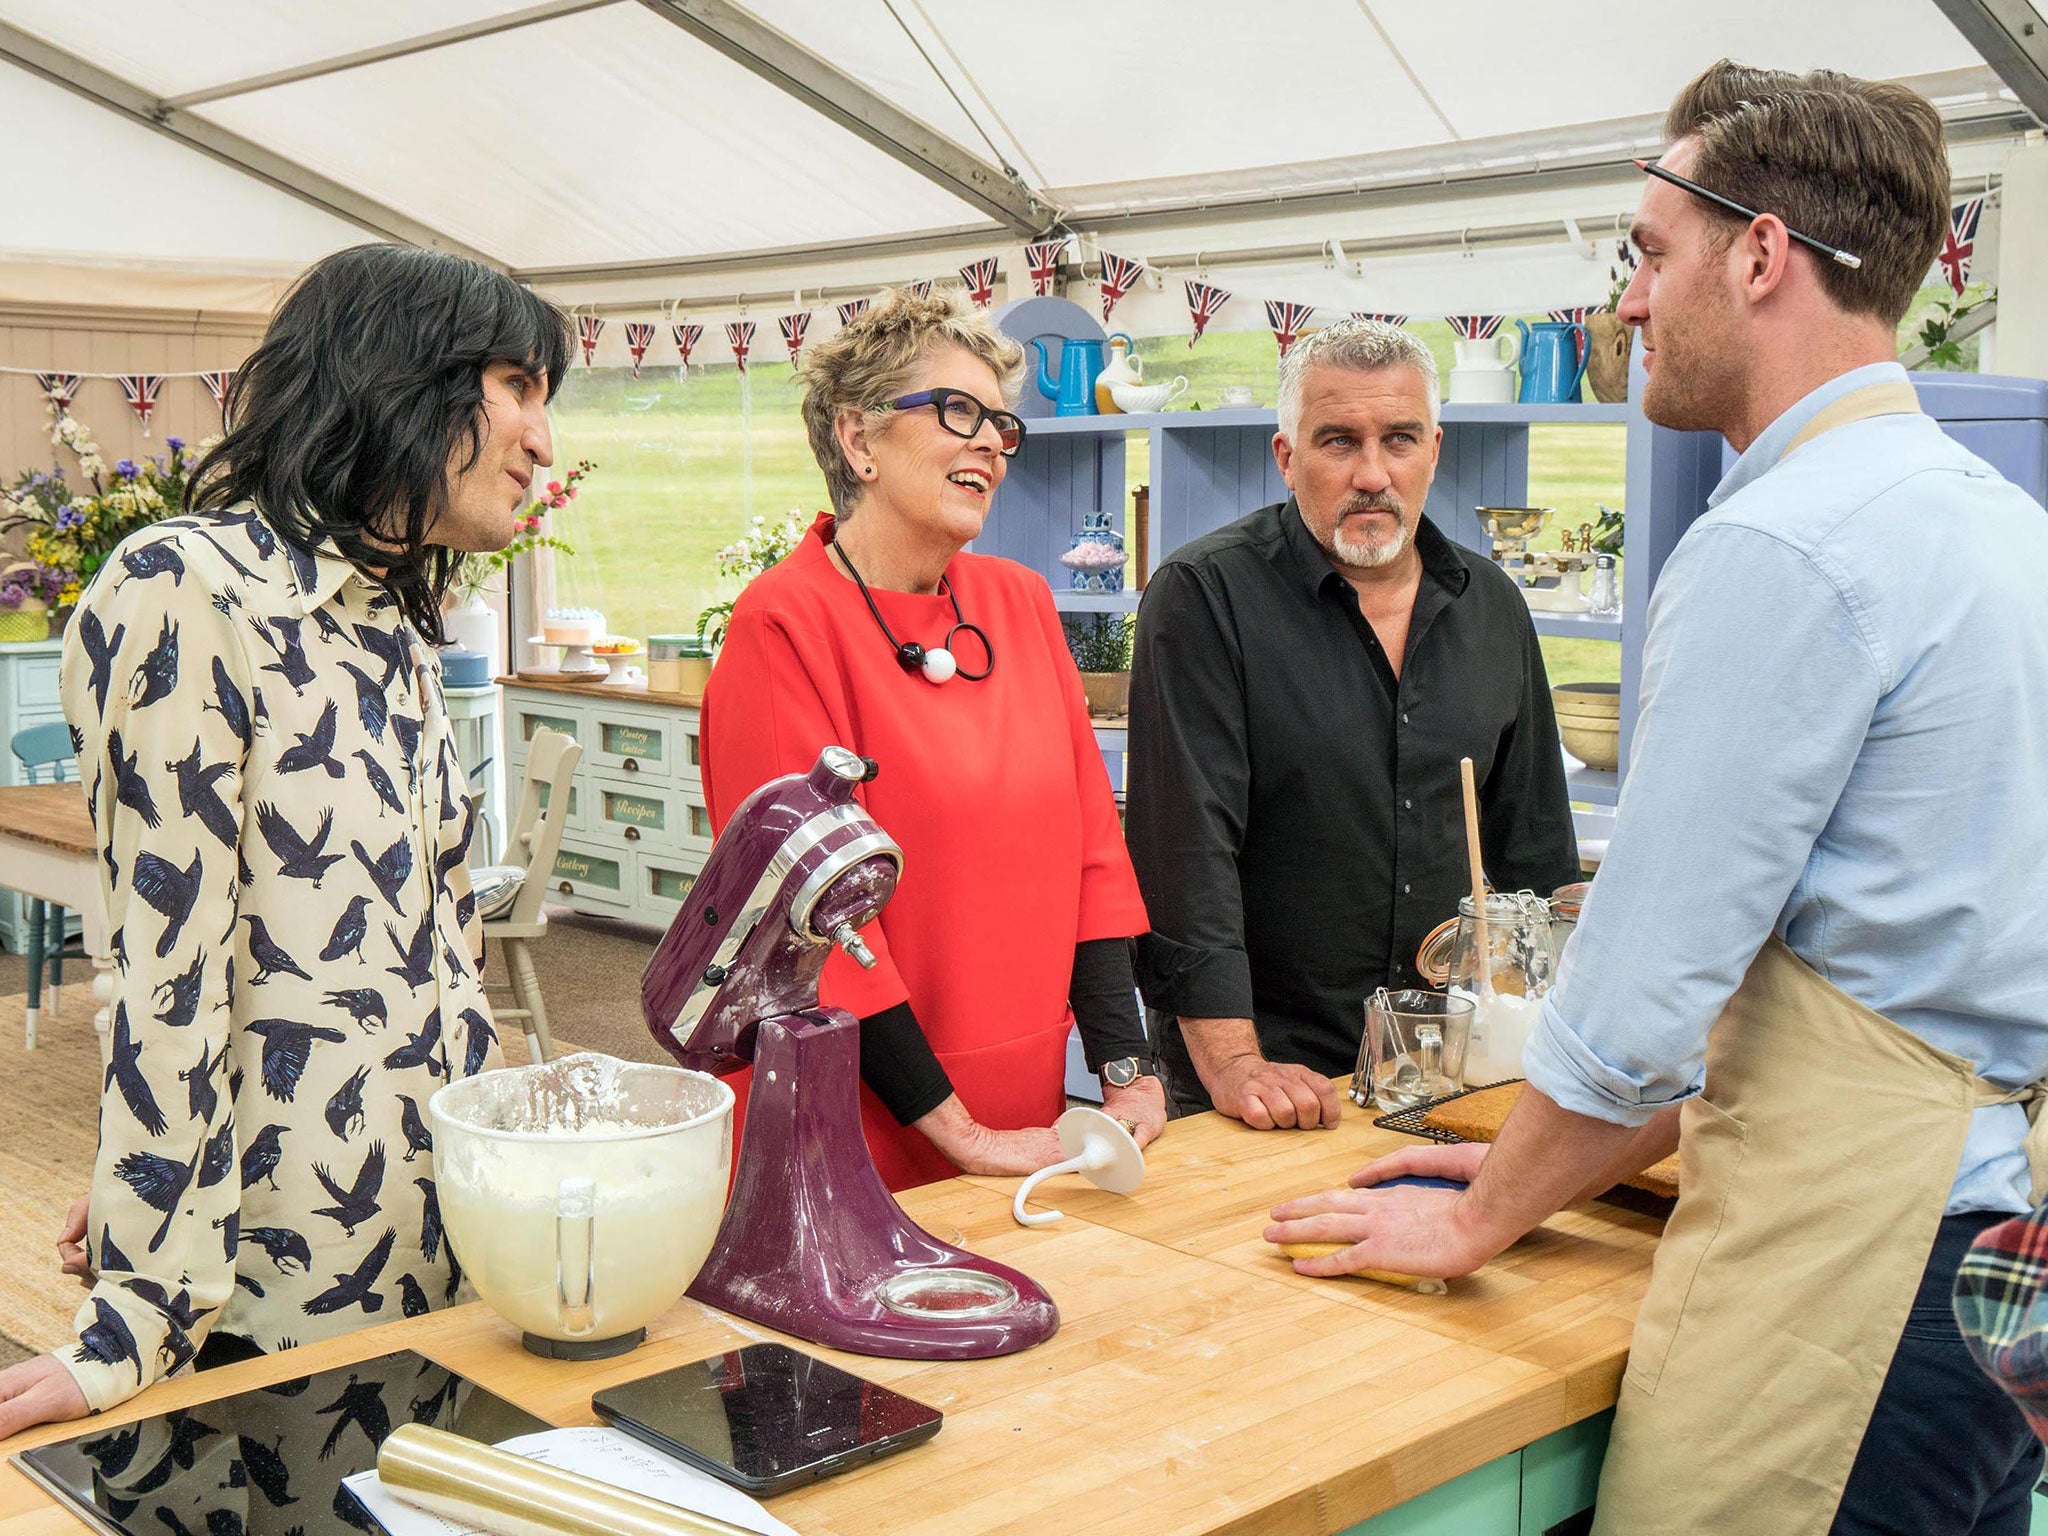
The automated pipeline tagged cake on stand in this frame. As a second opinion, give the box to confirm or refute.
[520,607,608,680]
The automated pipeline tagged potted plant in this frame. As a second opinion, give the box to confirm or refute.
[0,561,66,643]
[694,509,810,653]
[1063,612,1134,717]
[1586,241,1640,404]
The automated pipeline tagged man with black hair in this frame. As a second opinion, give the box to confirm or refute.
[0,243,569,1436]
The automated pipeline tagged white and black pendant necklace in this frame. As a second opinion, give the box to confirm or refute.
[833,540,994,684]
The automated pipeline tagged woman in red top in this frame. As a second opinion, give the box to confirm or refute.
[701,290,1165,1191]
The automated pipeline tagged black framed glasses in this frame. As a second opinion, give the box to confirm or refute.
[1633,158,1862,270]
[888,387,1027,456]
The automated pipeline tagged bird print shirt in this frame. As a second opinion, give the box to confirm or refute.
[58,503,499,1413]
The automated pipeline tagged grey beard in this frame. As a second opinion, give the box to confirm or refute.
[1331,519,1410,569]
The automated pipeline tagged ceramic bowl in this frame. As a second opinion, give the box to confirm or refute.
[1557,716,1619,771]
[1109,377,1189,413]
[1552,682,1620,720]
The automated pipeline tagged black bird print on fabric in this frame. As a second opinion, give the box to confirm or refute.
[283,541,319,599]
[198,1117,237,1189]
[443,1244,463,1304]
[458,1008,496,1078]
[180,1036,227,1124]
[353,624,406,690]
[210,586,241,617]
[77,607,125,715]
[311,1143,386,1236]
[249,614,316,694]
[167,740,238,848]
[207,1507,245,1536]
[351,834,412,914]
[241,1435,298,1508]
[384,916,434,996]
[337,660,389,743]
[105,1002,168,1137]
[320,894,371,962]
[397,1095,432,1162]
[76,1296,143,1382]
[383,1009,444,1077]
[352,750,403,817]
[235,1272,265,1299]
[242,914,311,984]
[98,1223,134,1275]
[413,1178,442,1263]
[241,1225,313,1274]
[303,1229,394,1318]
[200,655,253,748]
[133,614,180,708]
[277,699,343,778]
[210,506,275,559]
[322,987,389,1031]
[116,541,184,589]
[108,728,161,829]
[397,1274,430,1318]
[134,849,204,958]
[244,1019,347,1102]
[219,1207,239,1262]
[325,1066,370,1141]
[127,1280,199,1374]
[316,1374,393,1460]
[153,948,206,1030]
[441,938,466,982]
[389,713,422,768]
[80,1422,143,1477]
[258,803,344,887]
[188,527,265,585]
[311,606,348,644]
[241,1124,287,1191]
[114,1142,203,1251]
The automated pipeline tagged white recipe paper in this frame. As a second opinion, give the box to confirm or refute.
[342,1426,797,1536]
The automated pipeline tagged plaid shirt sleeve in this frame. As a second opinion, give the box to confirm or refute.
[1954,1208,2048,1440]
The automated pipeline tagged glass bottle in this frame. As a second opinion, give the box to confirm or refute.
[1446,891,1557,1084]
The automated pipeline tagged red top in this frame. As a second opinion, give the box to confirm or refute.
[701,514,1147,1189]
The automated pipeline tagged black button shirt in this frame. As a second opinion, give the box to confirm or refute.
[1126,499,1581,1095]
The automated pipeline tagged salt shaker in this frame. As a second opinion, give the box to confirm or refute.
[1587,554,1620,617]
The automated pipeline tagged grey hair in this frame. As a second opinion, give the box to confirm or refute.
[1276,317,1440,440]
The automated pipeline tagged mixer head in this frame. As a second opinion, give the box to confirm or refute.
[641,747,902,1073]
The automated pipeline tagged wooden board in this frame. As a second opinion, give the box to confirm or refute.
[0,784,93,857]
[498,674,704,709]
[0,1114,1661,1536]
[1425,1083,1679,1200]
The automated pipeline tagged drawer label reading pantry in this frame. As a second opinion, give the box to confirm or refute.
[604,791,665,829]
[553,850,622,889]
[601,723,662,760]
[523,712,578,743]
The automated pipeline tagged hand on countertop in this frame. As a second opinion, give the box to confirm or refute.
[0,1355,89,1442]
[915,1094,1064,1175]
[1264,1179,1491,1281]
[55,1194,90,1286]
[1208,1054,1343,1131]
[1100,1076,1167,1149]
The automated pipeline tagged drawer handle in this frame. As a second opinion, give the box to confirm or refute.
[624,827,640,842]
[558,880,573,895]
[622,757,639,773]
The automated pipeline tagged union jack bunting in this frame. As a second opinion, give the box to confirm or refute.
[200,370,235,415]
[32,372,80,412]
[1025,239,1068,296]
[778,311,812,362]
[905,279,934,300]
[836,298,871,328]
[577,313,606,366]
[1547,307,1594,326]
[1264,299,1315,356]
[116,374,165,435]
[671,321,703,370]
[1185,280,1230,346]
[959,256,1000,308]
[1352,311,1409,328]
[623,322,656,379]
[726,320,756,373]
[1448,314,1504,341]
[1098,251,1144,321]
[1939,197,1985,296]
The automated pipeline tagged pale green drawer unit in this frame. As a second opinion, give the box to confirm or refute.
[587,707,674,781]
[548,843,630,909]
[587,775,688,851]
[0,640,74,955]
[637,847,710,923]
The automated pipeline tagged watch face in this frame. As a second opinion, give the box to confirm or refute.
[1104,1058,1138,1086]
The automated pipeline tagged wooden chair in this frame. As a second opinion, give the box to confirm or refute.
[11,721,76,1046]
[479,727,582,1064]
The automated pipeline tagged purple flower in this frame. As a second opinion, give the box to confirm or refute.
[56,506,84,530]
[0,582,27,609]
[114,459,138,479]
[166,436,185,452]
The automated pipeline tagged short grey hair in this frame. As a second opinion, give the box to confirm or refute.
[1276,318,1439,441]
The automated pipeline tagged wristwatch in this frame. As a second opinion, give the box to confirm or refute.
[1100,1055,1156,1089]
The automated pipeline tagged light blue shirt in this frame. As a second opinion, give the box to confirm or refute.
[1525,363,2048,1214]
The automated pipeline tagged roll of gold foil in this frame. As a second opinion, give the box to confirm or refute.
[376,1424,758,1536]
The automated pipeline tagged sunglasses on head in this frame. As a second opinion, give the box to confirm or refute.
[888,387,1027,456]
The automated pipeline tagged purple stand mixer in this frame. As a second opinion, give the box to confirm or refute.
[641,746,1059,1359]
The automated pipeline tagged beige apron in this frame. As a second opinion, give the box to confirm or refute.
[1592,380,2048,1535]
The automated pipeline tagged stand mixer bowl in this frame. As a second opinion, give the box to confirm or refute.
[430,1053,734,1359]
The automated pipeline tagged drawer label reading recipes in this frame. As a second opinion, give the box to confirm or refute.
[604,791,665,829]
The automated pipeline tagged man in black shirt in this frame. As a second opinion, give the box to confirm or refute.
[1127,318,1580,1128]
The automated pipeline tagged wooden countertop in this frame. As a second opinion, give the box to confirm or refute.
[0,1108,1658,1536]
[0,783,94,857]
[498,674,704,709]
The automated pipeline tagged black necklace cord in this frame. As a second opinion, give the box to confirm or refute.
[832,537,995,683]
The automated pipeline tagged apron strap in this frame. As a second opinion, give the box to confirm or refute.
[1974,1077,2048,1204]
[1780,379,1922,458]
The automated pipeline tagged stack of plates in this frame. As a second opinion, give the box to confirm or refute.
[1552,682,1619,770]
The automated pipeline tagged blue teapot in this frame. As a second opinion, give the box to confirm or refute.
[1515,319,1590,405]
[1030,333,1134,417]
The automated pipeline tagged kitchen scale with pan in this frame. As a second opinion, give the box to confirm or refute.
[641,747,1059,1360]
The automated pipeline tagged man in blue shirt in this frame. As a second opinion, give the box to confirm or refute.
[1268,62,2048,1534]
